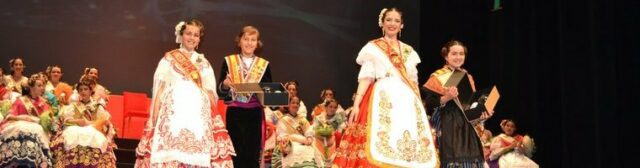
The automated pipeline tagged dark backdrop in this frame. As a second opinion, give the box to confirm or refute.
[420,0,639,167]
[1,0,638,167]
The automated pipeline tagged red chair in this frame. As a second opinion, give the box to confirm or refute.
[105,95,124,138]
[122,91,150,139]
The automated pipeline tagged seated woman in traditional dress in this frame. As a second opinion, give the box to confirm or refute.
[50,76,117,167]
[488,119,538,168]
[0,73,52,167]
[285,81,308,119]
[4,58,28,101]
[310,98,346,167]
[43,66,73,134]
[69,68,110,106]
[84,68,109,104]
[310,88,344,122]
[272,96,324,168]
[45,65,72,106]
[34,72,59,135]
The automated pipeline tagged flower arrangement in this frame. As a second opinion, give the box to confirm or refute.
[0,100,11,119]
[522,135,536,157]
[315,122,335,137]
[54,83,73,105]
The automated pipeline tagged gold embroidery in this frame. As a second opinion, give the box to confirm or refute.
[375,91,395,159]
[334,122,368,161]
[225,54,269,83]
[397,130,417,161]
[414,98,434,162]
[373,91,433,163]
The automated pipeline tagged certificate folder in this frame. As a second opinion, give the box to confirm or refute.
[463,86,500,122]
[230,82,289,107]
[444,70,500,122]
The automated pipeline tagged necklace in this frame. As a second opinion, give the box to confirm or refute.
[239,54,255,78]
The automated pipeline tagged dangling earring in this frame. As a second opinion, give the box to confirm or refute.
[195,45,199,50]
[381,28,385,37]
[399,30,402,39]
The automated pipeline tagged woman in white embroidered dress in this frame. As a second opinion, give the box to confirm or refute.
[135,19,235,168]
[4,58,28,100]
[284,81,308,119]
[332,7,438,167]
[272,96,324,168]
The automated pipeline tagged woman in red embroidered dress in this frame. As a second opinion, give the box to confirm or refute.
[135,19,235,168]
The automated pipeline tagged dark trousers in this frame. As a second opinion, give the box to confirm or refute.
[226,106,263,168]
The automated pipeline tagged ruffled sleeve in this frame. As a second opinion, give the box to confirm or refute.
[356,43,382,81]
[404,44,421,84]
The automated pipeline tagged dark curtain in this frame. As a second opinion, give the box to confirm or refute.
[421,0,639,167]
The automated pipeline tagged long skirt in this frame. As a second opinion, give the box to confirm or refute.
[0,121,52,167]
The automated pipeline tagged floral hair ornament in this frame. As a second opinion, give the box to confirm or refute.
[378,8,388,27]
[500,119,513,129]
[175,21,186,44]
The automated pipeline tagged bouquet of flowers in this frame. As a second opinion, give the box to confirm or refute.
[0,100,11,120]
[522,135,536,157]
[38,110,54,133]
[278,138,293,157]
[54,82,73,105]
[315,122,335,138]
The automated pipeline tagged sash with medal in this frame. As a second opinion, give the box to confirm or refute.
[224,54,269,103]
[372,39,421,97]
[169,49,203,88]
